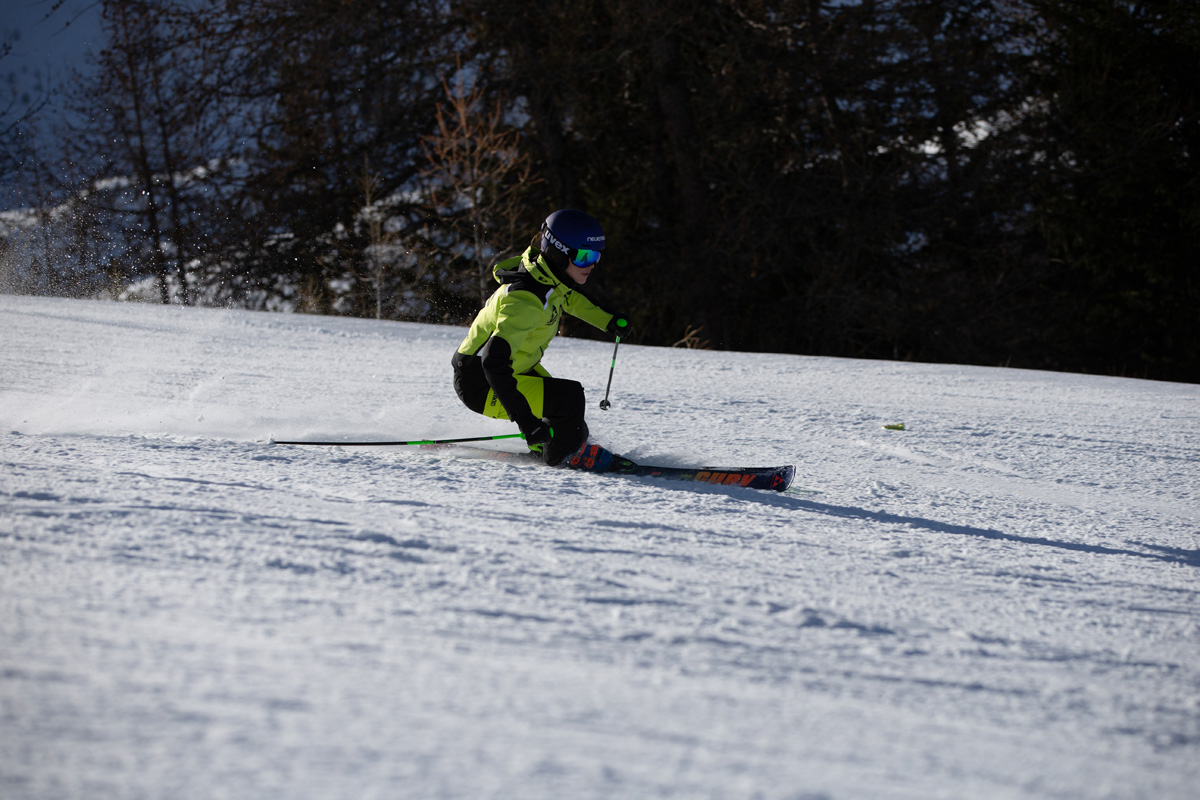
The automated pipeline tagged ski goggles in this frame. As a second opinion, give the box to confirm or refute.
[542,224,603,268]
[570,247,602,268]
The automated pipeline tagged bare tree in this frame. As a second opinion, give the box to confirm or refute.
[422,60,540,302]
[65,0,228,305]
[356,158,402,320]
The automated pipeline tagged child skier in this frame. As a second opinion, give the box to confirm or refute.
[451,209,632,467]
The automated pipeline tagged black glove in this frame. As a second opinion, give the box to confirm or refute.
[607,313,634,341]
[518,417,553,446]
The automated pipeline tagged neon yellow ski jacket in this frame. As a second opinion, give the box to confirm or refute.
[455,246,614,426]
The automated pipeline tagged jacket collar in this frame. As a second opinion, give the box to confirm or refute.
[495,246,578,292]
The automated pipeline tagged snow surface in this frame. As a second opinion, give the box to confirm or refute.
[2,294,1198,799]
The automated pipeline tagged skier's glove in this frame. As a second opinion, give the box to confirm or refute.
[519,417,553,446]
[607,313,634,341]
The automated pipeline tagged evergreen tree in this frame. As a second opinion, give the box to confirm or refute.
[1026,0,1200,380]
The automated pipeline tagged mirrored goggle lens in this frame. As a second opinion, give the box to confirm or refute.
[571,248,601,268]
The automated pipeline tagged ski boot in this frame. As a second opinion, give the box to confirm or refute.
[562,441,616,472]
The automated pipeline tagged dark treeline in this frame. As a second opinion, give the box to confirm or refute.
[4,0,1198,382]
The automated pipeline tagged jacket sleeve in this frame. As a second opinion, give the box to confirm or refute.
[478,290,542,427]
[563,289,615,332]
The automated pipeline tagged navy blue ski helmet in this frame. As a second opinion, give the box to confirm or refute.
[540,209,605,268]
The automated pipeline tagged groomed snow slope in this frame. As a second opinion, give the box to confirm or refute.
[2,294,1198,799]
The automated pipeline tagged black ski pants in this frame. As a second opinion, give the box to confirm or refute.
[452,352,589,464]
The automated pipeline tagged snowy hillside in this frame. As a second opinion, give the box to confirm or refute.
[2,294,1198,799]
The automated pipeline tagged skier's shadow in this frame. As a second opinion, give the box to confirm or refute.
[750,490,1198,568]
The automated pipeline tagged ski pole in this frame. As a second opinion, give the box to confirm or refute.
[271,433,527,446]
[599,335,621,410]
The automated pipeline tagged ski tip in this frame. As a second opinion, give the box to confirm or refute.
[772,464,796,492]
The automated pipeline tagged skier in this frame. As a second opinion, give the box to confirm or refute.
[452,209,633,467]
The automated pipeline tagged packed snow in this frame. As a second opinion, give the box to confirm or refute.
[2,294,1198,799]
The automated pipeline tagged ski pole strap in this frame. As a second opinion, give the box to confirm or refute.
[271,433,526,446]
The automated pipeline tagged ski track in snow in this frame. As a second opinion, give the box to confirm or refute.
[2,295,1198,799]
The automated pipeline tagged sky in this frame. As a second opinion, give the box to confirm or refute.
[2,0,103,102]
[1,0,104,206]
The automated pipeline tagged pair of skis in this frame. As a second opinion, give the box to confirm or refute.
[429,441,795,493]
[271,435,795,493]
